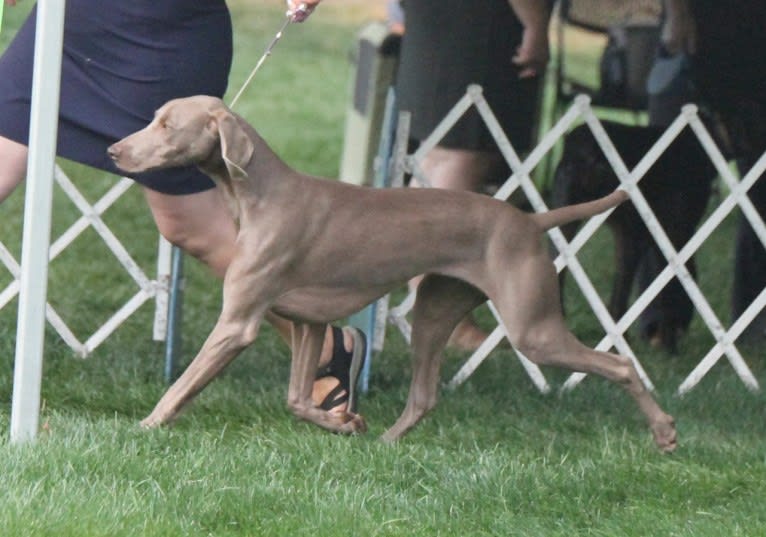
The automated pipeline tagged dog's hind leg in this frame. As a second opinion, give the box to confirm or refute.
[523,328,676,452]
[287,322,367,434]
[491,249,677,452]
[382,275,486,442]
[608,224,645,320]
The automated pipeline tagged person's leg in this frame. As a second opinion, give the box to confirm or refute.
[410,145,505,351]
[732,160,766,338]
[142,186,361,409]
[414,145,503,191]
[142,186,236,279]
[726,100,766,341]
[0,136,29,203]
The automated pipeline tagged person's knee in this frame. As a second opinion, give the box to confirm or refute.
[0,136,29,202]
[155,215,197,252]
[144,187,236,272]
[159,216,233,278]
[156,214,226,262]
[421,146,503,191]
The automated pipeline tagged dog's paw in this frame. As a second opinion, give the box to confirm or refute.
[651,414,677,453]
[139,417,160,429]
[336,412,367,435]
[379,430,399,444]
[139,411,172,429]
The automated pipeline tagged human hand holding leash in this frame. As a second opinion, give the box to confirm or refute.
[512,26,549,79]
[508,0,551,79]
[287,0,320,22]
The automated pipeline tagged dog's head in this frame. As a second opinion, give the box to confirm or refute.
[107,95,254,180]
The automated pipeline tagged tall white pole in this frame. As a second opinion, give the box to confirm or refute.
[10,0,67,444]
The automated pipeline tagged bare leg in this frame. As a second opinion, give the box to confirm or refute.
[289,322,366,433]
[0,136,29,202]
[414,146,503,191]
[142,187,239,279]
[311,327,359,411]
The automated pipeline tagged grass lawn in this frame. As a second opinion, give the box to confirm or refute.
[2,2,766,536]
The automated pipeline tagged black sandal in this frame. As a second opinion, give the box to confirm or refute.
[316,326,366,413]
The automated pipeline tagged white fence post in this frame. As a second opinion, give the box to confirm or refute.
[10,0,67,444]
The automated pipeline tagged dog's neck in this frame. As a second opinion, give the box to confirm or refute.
[199,123,294,226]
[198,154,242,224]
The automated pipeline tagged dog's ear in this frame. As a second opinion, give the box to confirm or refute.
[216,111,254,180]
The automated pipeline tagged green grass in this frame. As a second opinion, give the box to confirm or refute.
[2,2,766,536]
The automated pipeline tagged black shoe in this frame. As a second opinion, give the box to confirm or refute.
[316,326,367,413]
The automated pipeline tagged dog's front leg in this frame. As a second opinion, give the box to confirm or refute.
[287,322,367,434]
[141,310,263,428]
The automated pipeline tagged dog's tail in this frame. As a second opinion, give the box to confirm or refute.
[531,189,628,231]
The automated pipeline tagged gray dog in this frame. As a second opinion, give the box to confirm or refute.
[108,95,676,452]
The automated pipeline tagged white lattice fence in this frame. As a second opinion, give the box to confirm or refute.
[378,84,764,396]
[0,166,171,358]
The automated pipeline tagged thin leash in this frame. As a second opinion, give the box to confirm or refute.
[228,3,308,109]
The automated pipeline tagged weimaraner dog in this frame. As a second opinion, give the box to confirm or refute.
[108,95,677,452]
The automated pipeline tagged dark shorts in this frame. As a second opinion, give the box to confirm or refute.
[395,0,541,152]
[0,0,233,194]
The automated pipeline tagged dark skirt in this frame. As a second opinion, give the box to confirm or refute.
[0,0,233,194]
[395,0,541,152]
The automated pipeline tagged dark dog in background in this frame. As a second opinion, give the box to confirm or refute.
[551,121,716,352]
